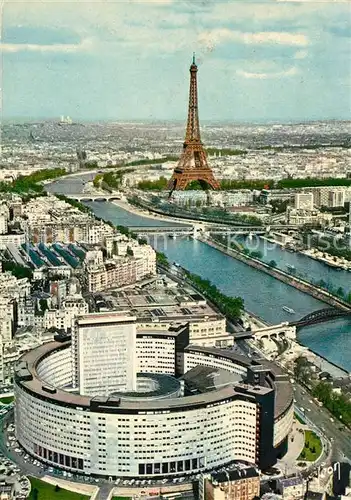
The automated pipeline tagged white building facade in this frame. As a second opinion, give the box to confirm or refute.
[15,335,293,477]
[71,313,137,396]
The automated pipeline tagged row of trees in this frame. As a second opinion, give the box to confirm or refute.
[312,381,351,427]
[155,252,243,319]
[213,235,351,304]
[220,179,273,190]
[135,175,351,193]
[277,177,351,189]
[156,251,170,267]
[199,206,263,225]
[206,148,248,156]
[184,270,244,320]
[96,169,132,190]
[313,279,351,303]
[221,177,351,191]
[55,194,92,214]
[126,156,178,167]
[137,177,168,190]
[0,168,66,195]
[293,357,351,428]
[212,234,265,261]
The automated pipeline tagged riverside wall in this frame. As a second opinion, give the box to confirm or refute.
[199,235,351,312]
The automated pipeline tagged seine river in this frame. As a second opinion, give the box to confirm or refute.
[47,177,351,372]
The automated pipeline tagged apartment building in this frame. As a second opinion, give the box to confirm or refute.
[201,468,260,500]
[87,252,156,293]
[295,192,314,211]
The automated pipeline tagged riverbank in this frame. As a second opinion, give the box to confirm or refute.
[46,177,351,372]
[199,234,351,312]
[111,199,191,226]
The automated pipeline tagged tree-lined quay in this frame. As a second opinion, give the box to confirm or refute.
[294,357,351,428]
[156,252,243,320]
[203,234,351,311]
[135,175,351,191]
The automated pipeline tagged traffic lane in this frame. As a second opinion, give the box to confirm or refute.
[294,386,350,441]
[294,386,351,460]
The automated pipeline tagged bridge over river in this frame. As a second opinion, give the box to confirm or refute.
[290,308,351,329]
[233,308,351,340]
[70,193,122,202]
[132,225,267,236]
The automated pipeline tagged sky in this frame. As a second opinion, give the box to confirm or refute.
[1,0,351,123]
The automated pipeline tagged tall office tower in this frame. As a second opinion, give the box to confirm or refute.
[294,192,314,211]
[168,54,220,193]
[328,189,345,208]
[72,312,137,396]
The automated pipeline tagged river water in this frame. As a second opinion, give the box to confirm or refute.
[46,178,351,372]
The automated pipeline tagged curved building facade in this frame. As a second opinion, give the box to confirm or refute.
[14,331,293,478]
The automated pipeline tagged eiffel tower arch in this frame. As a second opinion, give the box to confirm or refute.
[168,54,220,194]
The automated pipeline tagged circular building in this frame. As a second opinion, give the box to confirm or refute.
[14,330,293,479]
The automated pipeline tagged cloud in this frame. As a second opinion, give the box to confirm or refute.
[294,50,308,59]
[2,25,81,45]
[236,66,299,79]
[198,29,309,49]
[276,0,349,3]
[0,38,94,54]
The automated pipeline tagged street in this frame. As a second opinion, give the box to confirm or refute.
[293,384,351,463]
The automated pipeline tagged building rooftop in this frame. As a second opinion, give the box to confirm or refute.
[210,466,260,483]
[95,281,223,323]
[182,365,244,394]
[278,476,304,487]
[111,373,181,401]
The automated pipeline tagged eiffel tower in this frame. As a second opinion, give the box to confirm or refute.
[168,54,220,193]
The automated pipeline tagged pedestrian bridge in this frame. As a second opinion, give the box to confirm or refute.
[291,308,351,329]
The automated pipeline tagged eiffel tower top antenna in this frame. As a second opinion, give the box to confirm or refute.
[192,52,196,64]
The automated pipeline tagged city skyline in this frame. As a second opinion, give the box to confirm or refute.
[2,0,350,122]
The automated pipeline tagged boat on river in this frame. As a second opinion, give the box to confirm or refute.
[282,306,296,314]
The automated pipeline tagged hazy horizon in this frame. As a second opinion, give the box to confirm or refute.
[2,1,350,123]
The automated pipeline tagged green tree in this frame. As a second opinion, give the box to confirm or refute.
[55,194,91,214]
[2,261,33,280]
[268,260,277,268]
[294,356,311,383]
[250,250,263,259]
[93,174,103,188]
[156,251,169,268]
[39,298,48,313]
[184,270,244,320]
[318,279,327,289]
[336,287,345,298]
[0,168,66,196]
